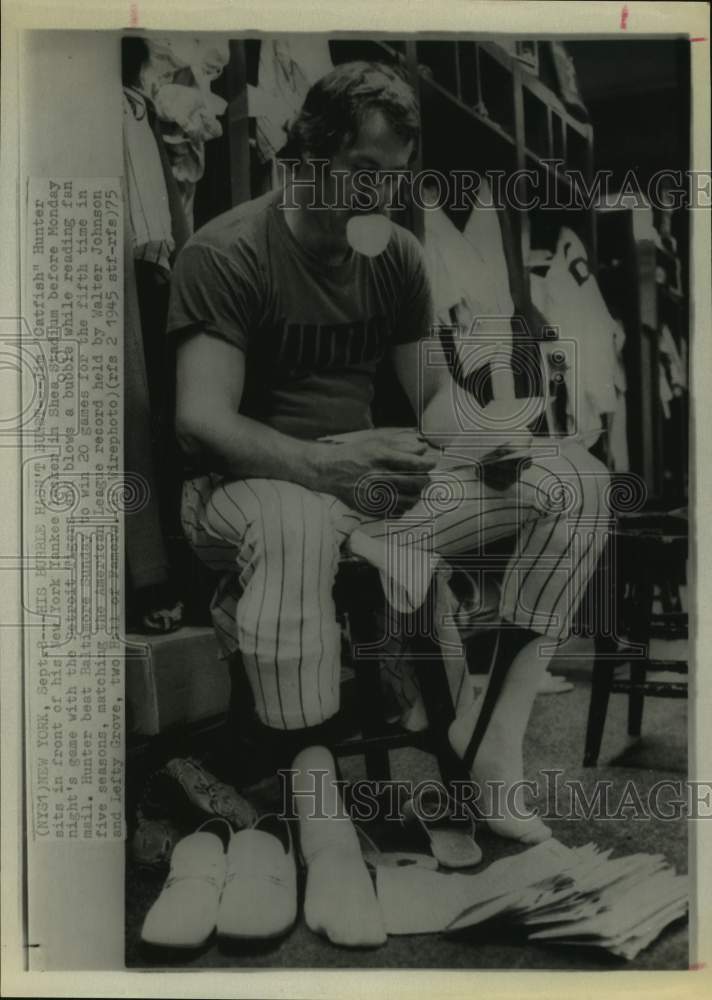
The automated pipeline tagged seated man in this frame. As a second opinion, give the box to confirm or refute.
[169,61,610,946]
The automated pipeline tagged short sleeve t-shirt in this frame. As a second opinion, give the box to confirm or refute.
[166,190,434,441]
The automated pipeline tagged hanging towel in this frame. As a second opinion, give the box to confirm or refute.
[422,201,476,324]
[461,178,515,321]
[422,184,516,400]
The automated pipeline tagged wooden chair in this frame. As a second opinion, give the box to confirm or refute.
[227,553,512,791]
[583,509,688,766]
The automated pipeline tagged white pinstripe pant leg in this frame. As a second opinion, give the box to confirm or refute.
[498,441,610,640]
[356,439,610,640]
[180,441,609,734]
[181,476,344,730]
[351,440,610,719]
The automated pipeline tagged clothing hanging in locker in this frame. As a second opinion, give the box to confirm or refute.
[461,179,516,320]
[528,227,620,446]
[134,36,230,234]
[421,180,514,322]
[659,363,674,419]
[248,38,334,162]
[123,88,175,274]
[123,85,192,595]
[608,318,630,472]
[421,180,516,402]
[123,185,171,591]
[659,324,686,395]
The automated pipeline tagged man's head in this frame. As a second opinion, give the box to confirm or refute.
[279,61,420,220]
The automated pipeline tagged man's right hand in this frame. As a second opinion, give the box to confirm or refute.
[316,430,439,515]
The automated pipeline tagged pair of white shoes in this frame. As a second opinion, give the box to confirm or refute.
[141,816,296,948]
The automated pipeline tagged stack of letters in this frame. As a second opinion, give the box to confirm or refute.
[377,838,688,959]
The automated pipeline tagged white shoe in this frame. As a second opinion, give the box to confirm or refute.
[141,822,228,948]
[217,815,297,940]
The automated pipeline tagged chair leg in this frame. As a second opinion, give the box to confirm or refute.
[458,635,515,776]
[584,656,615,766]
[410,587,472,789]
[225,653,256,768]
[626,574,653,740]
[628,664,646,737]
[358,662,392,783]
[348,609,392,783]
[415,652,471,788]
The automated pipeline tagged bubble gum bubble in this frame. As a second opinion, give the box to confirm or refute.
[346,214,393,257]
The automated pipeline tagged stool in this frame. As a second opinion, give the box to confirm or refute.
[583,510,688,766]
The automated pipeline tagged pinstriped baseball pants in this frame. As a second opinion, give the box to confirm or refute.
[181,440,610,730]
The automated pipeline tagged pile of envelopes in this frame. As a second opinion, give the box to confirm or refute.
[376,838,688,959]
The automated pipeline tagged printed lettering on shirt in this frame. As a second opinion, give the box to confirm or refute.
[267,316,390,371]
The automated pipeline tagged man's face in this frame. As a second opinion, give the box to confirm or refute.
[311,107,414,227]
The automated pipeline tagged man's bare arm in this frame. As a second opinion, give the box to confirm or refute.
[175,333,330,486]
[175,334,436,507]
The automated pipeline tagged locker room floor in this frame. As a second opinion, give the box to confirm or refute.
[125,650,689,972]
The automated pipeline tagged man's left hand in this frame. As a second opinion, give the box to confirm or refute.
[480,446,533,491]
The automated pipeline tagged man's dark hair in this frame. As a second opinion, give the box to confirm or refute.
[278,60,420,163]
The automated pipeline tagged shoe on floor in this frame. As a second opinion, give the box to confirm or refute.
[217,815,297,940]
[402,787,482,869]
[161,757,258,830]
[141,824,228,949]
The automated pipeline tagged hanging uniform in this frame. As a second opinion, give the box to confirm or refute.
[422,180,516,403]
[123,88,175,274]
[529,227,620,445]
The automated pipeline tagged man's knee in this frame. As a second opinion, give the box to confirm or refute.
[534,441,610,521]
[567,444,611,519]
[214,479,338,566]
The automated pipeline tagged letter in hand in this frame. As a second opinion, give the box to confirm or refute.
[479,446,533,492]
[318,428,439,515]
